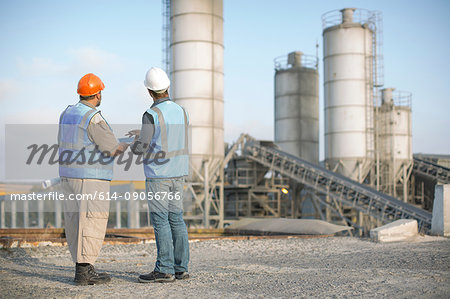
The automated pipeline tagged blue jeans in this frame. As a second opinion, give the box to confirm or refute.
[146,177,189,274]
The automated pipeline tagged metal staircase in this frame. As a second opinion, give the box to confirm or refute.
[412,157,450,184]
[241,136,432,232]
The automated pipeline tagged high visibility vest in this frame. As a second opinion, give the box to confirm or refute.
[143,100,189,178]
[58,102,114,180]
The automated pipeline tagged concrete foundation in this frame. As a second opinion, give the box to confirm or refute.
[370,219,418,242]
[431,184,450,237]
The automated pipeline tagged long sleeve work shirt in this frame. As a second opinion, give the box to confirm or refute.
[81,100,120,155]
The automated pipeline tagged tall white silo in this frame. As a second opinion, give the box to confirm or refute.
[170,0,224,175]
[274,51,319,164]
[378,88,412,199]
[322,8,378,182]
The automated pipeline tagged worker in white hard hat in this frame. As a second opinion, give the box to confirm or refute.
[128,67,190,283]
[59,73,129,285]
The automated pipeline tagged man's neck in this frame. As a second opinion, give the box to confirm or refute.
[80,100,97,109]
[151,96,170,107]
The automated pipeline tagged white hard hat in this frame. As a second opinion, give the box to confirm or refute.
[144,67,170,93]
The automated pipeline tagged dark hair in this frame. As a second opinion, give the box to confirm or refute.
[79,94,98,101]
[149,89,169,99]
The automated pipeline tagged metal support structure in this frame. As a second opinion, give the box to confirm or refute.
[23,200,29,227]
[11,200,16,228]
[412,157,450,184]
[240,134,432,233]
[203,160,210,226]
[187,134,249,227]
[309,192,356,236]
[184,157,225,228]
[219,164,225,228]
[0,199,5,228]
[126,183,139,228]
[410,157,450,211]
[115,200,121,229]
[55,201,62,228]
[223,138,290,219]
[38,200,44,228]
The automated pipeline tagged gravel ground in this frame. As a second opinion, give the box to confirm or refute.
[0,236,449,298]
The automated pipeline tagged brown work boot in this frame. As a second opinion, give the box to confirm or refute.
[75,263,111,286]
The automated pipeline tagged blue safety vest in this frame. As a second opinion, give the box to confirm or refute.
[143,100,189,178]
[58,102,114,180]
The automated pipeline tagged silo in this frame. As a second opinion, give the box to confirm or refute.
[322,8,377,181]
[379,88,412,186]
[274,51,319,164]
[170,0,224,174]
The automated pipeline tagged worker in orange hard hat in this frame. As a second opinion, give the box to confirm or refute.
[77,73,105,105]
[58,73,129,285]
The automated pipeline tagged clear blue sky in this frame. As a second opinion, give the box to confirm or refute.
[1,0,449,179]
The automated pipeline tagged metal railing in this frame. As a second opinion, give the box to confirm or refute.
[322,8,379,30]
[392,90,412,107]
[274,54,318,70]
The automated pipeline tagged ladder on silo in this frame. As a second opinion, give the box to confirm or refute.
[161,0,171,74]
[240,135,432,233]
[369,11,384,186]
[412,157,450,184]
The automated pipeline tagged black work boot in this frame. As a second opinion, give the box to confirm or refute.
[138,271,175,283]
[175,272,190,280]
[75,263,111,285]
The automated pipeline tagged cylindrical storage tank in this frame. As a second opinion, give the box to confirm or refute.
[274,51,319,164]
[170,0,224,175]
[379,88,412,174]
[322,8,376,181]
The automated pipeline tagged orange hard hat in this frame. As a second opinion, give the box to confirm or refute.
[77,73,105,96]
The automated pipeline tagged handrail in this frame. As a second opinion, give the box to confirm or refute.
[322,8,380,30]
[274,54,318,70]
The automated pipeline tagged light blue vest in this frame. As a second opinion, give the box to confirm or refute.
[58,102,114,180]
[143,100,189,178]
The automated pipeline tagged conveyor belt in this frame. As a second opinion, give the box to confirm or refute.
[412,157,450,184]
[243,138,432,232]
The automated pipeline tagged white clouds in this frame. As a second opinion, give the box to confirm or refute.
[68,47,124,73]
[0,79,19,101]
[3,108,61,124]
[15,46,124,78]
[2,46,128,122]
[17,57,68,76]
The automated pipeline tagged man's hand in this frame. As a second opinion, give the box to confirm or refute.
[126,129,141,138]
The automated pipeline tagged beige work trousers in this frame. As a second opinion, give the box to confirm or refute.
[61,177,110,265]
